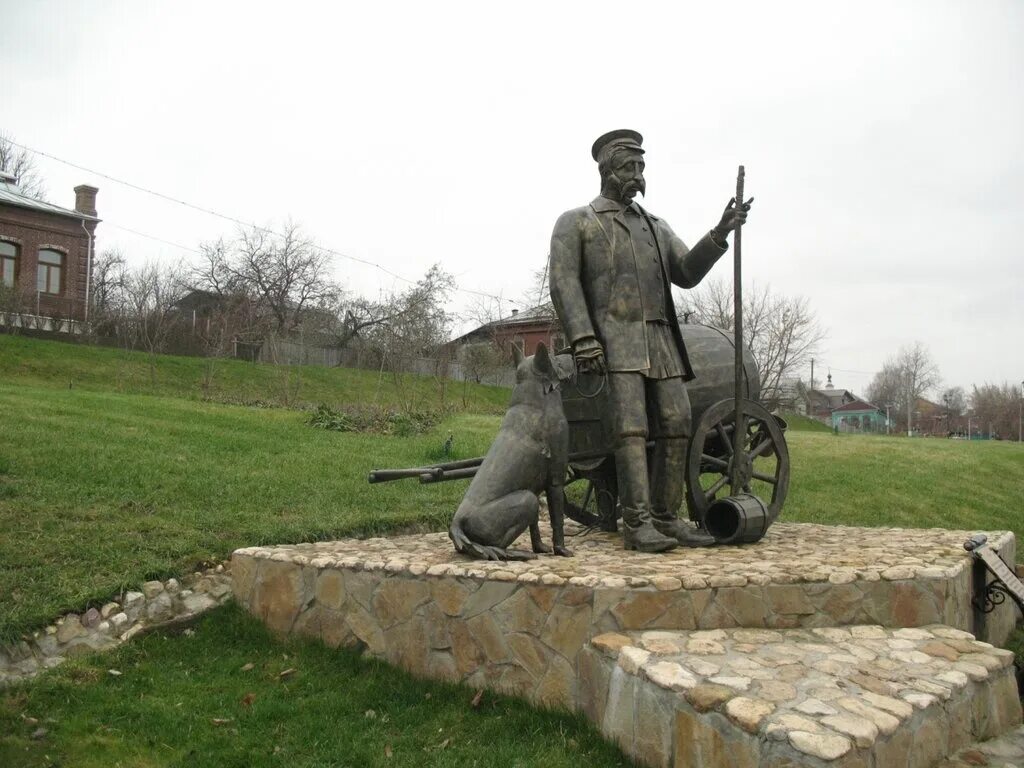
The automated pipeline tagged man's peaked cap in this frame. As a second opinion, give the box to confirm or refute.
[591,129,644,161]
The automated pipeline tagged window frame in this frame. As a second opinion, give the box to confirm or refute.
[0,241,18,289]
[37,248,65,296]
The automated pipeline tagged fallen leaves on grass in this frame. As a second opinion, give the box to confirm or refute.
[108,669,122,677]
[211,718,233,726]
[240,662,255,672]
[384,744,393,759]
[470,689,483,708]
[240,692,256,708]
[364,709,377,719]
[278,668,296,680]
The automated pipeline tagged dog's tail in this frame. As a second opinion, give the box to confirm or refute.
[449,519,494,560]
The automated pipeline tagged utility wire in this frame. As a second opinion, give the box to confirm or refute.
[11,139,506,302]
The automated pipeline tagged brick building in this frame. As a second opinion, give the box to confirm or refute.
[0,171,99,326]
[450,302,566,358]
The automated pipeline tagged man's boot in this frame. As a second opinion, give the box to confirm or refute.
[650,438,716,547]
[615,438,677,553]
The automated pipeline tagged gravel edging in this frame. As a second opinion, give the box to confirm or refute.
[0,562,233,686]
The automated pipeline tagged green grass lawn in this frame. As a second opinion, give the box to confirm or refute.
[0,605,630,768]
[0,334,509,413]
[2,337,1024,766]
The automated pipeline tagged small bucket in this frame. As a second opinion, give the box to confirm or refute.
[704,493,771,544]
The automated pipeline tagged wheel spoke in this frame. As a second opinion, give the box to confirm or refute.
[749,437,775,459]
[704,474,729,501]
[751,471,777,485]
[715,423,733,455]
[701,453,729,470]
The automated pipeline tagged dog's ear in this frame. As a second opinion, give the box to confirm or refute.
[512,344,524,368]
[533,342,553,376]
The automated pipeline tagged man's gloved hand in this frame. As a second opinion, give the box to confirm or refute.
[573,337,606,375]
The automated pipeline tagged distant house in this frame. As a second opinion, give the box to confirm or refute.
[831,400,887,433]
[806,373,857,421]
[449,302,566,358]
[0,171,99,327]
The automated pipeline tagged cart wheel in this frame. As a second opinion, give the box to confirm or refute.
[685,398,789,525]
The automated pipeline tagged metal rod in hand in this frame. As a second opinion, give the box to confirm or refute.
[731,165,746,493]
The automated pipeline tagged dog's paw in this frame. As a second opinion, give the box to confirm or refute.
[554,546,574,558]
[532,541,553,555]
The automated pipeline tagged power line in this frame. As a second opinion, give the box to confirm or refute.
[11,139,506,302]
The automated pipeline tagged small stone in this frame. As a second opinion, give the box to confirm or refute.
[686,659,721,677]
[182,593,217,614]
[757,680,797,702]
[953,661,989,680]
[651,576,682,591]
[850,625,887,639]
[681,575,708,590]
[97,621,111,634]
[109,612,129,631]
[837,697,900,735]
[936,670,969,688]
[146,592,173,621]
[690,629,727,641]
[56,616,85,644]
[919,640,959,662]
[142,581,164,599]
[123,591,144,607]
[591,633,631,656]
[724,696,774,733]
[789,730,852,761]
[893,627,933,640]
[858,691,914,719]
[890,650,933,665]
[618,647,650,675]
[644,661,697,691]
[765,713,823,739]
[685,683,735,712]
[795,698,838,716]
[687,638,725,655]
[901,691,937,709]
[165,578,181,594]
[81,608,102,629]
[828,570,857,584]
[709,675,751,691]
[820,713,879,747]
[100,602,120,619]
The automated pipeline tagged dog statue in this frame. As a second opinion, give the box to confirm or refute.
[449,343,575,561]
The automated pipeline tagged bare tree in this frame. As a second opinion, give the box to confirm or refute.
[0,132,46,200]
[117,261,187,381]
[969,382,1021,440]
[234,222,337,334]
[867,342,941,435]
[363,265,456,404]
[88,248,126,330]
[677,279,826,408]
[941,386,967,418]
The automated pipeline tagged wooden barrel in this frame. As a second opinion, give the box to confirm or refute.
[561,324,760,459]
[680,323,760,429]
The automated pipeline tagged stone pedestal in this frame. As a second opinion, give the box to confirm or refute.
[232,522,1021,766]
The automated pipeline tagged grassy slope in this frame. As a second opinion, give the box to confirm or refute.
[0,383,501,638]
[0,605,630,768]
[3,378,1024,638]
[0,334,509,413]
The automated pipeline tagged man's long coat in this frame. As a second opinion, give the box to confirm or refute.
[548,195,727,380]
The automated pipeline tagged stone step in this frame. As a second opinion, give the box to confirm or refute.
[579,625,1022,768]
[936,725,1024,767]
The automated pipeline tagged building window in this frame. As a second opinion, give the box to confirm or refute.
[37,248,64,295]
[0,241,17,288]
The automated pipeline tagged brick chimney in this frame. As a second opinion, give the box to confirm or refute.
[74,185,98,217]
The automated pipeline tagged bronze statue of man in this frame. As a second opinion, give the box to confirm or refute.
[549,130,751,552]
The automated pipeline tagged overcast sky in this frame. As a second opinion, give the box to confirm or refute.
[3,0,1022,395]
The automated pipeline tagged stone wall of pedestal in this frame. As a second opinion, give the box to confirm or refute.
[231,524,1018,712]
[579,626,1022,768]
